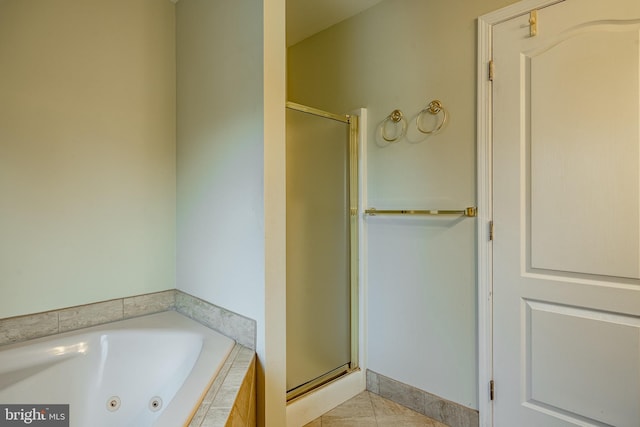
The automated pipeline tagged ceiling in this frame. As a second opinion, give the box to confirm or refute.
[286,0,386,46]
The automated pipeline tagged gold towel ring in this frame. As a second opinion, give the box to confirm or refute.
[381,109,407,143]
[416,100,448,135]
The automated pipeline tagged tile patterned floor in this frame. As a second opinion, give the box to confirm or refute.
[302,391,450,427]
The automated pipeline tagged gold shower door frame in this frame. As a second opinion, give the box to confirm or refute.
[285,102,359,401]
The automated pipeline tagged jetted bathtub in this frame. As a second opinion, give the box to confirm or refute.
[0,311,235,426]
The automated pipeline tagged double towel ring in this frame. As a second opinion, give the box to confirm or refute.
[416,100,448,135]
[379,100,448,146]
[381,109,407,143]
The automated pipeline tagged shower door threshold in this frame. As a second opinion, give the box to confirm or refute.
[286,363,355,402]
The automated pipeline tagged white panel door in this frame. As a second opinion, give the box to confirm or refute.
[492,1,640,425]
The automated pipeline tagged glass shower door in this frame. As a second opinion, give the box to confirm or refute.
[286,102,358,399]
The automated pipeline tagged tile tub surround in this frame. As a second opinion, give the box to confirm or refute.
[0,289,256,349]
[175,291,256,350]
[0,290,176,345]
[367,370,479,427]
[0,290,257,427]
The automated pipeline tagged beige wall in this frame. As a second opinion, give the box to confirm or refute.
[176,0,264,327]
[288,0,517,409]
[175,0,288,425]
[263,0,288,424]
[0,0,176,318]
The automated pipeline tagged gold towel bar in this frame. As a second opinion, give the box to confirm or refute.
[365,207,477,217]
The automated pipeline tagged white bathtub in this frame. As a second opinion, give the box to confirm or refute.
[0,311,235,427]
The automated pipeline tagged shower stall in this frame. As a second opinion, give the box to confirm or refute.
[285,102,359,400]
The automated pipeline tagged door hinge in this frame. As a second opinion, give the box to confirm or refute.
[488,59,495,81]
[529,10,538,37]
[490,380,495,400]
[489,221,494,241]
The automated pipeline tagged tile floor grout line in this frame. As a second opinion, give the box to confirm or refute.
[305,391,449,427]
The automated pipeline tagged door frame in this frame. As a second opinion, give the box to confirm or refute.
[476,1,565,425]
